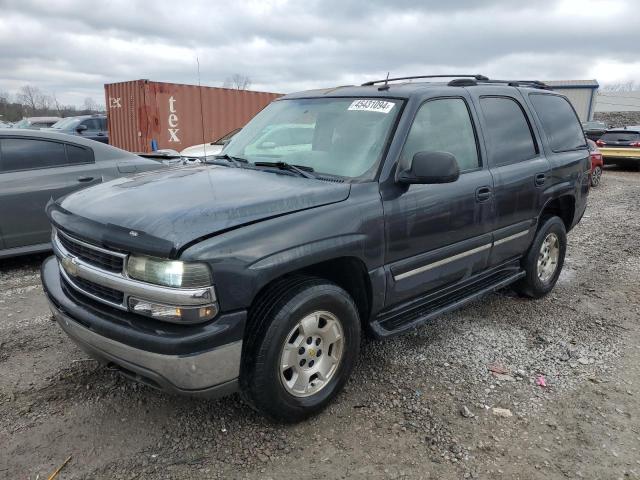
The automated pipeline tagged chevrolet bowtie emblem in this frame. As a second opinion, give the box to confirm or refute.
[61,256,79,277]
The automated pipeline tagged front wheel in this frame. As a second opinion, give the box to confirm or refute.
[514,216,567,298]
[590,166,603,187]
[241,278,361,422]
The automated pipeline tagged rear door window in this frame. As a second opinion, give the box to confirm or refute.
[0,138,93,172]
[479,96,538,166]
[529,94,587,152]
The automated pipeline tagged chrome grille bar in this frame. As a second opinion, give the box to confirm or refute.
[52,230,216,311]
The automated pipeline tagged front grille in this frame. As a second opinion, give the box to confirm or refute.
[64,275,124,305]
[58,233,124,272]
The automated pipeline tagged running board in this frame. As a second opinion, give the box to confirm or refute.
[371,267,525,337]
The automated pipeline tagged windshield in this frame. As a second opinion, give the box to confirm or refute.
[223,97,402,178]
[14,119,30,128]
[51,117,81,129]
[213,128,240,144]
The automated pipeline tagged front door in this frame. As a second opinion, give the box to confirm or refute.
[382,96,495,306]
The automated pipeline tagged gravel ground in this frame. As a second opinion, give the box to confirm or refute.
[1,167,640,480]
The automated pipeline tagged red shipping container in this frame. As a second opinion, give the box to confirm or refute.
[104,80,282,152]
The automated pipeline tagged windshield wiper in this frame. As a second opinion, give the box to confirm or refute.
[205,154,248,168]
[253,161,316,179]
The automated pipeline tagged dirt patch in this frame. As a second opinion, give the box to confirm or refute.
[1,167,639,479]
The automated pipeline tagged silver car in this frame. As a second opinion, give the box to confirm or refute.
[0,129,166,258]
[13,116,62,130]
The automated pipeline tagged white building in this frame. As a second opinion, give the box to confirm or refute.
[545,80,599,121]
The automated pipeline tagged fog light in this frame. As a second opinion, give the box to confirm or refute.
[128,297,218,323]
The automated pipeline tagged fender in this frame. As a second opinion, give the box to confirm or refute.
[181,182,386,312]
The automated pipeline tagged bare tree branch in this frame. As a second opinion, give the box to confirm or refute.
[83,97,98,113]
[601,81,638,92]
[223,74,252,90]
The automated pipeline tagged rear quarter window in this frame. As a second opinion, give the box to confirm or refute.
[529,94,586,152]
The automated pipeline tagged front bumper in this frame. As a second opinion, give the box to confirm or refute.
[42,256,244,397]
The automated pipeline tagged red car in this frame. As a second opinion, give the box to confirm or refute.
[587,139,604,187]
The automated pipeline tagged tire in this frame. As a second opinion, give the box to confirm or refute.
[590,166,602,187]
[240,277,361,422]
[514,216,567,299]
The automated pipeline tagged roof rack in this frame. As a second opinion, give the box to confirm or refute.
[361,74,488,87]
[474,79,552,90]
[360,74,551,91]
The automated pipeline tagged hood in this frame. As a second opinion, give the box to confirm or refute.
[180,143,224,158]
[55,165,350,255]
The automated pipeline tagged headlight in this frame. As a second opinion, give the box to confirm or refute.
[126,255,212,288]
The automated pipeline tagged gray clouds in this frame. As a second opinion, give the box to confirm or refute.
[0,0,638,105]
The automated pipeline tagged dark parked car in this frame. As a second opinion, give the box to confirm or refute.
[41,75,589,422]
[0,129,166,259]
[582,121,608,141]
[45,115,109,144]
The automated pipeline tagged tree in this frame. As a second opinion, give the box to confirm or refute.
[223,74,252,90]
[601,81,638,92]
[52,93,64,117]
[83,97,98,113]
[17,85,43,114]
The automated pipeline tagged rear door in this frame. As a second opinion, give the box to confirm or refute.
[470,88,550,266]
[0,137,102,248]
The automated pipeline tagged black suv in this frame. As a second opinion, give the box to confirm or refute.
[44,114,108,143]
[41,75,590,422]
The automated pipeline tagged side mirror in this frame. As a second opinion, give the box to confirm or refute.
[76,125,88,133]
[398,151,460,184]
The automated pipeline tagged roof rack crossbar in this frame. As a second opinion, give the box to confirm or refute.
[475,79,552,90]
[361,74,489,86]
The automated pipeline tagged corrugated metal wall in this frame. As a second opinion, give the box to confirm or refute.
[104,80,147,152]
[105,80,282,152]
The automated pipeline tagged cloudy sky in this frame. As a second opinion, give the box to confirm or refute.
[1,0,639,106]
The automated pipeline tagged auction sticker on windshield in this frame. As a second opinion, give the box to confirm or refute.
[348,99,395,113]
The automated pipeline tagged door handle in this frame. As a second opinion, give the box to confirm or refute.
[475,186,492,202]
[77,176,94,182]
[535,173,546,187]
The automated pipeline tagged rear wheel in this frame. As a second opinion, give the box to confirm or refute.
[590,166,602,187]
[241,277,360,422]
[514,216,567,298]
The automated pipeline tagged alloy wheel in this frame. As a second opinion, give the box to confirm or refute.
[537,232,560,283]
[279,311,344,397]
